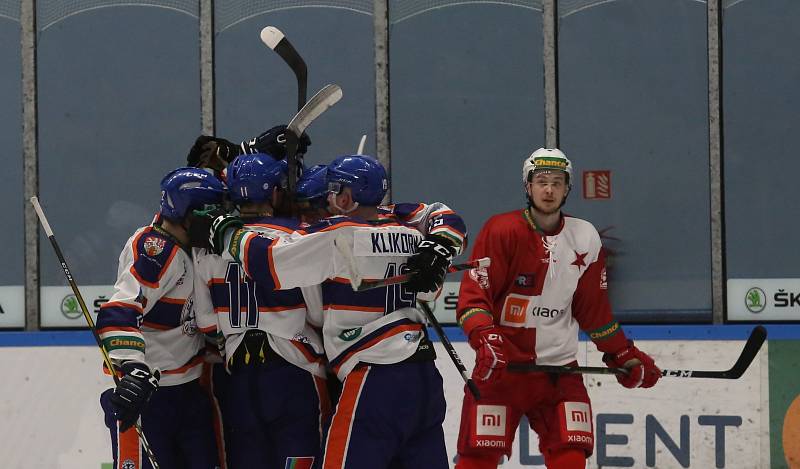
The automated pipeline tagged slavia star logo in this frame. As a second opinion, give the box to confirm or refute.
[571,251,588,269]
[745,287,766,313]
[60,294,82,319]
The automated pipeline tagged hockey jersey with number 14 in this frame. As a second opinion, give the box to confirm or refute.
[224,216,453,381]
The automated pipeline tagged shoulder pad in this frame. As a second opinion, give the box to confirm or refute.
[130,229,180,288]
[388,202,425,220]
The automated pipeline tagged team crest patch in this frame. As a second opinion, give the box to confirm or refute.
[143,236,166,256]
[469,266,490,290]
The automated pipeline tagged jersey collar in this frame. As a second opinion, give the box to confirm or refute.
[521,208,564,236]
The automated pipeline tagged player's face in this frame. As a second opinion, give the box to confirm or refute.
[526,171,568,215]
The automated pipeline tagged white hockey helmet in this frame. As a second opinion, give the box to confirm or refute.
[522,148,573,187]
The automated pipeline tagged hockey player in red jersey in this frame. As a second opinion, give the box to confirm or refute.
[454,148,661,469]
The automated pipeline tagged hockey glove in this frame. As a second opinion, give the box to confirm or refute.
[602,340,661,389]
[186,135,242,171]
[406,235,457,293]
[209,213,244,256]
[110,361,160,432]
[468,325,508,384]
[240,125,312,159]
[187,205,228,250]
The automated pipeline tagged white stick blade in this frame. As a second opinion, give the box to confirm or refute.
[357,134,367,154]
[260,26,285,49]
[287,84,343,135]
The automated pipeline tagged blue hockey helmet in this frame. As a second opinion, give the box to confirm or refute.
[227,153,288,206]
[296,164,328,208]
[159,167,226,220]
[325,155,388,206]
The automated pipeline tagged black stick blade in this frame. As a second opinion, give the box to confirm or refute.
[661,325,767,379]
[261,26,308,110]
[723,325,767,379]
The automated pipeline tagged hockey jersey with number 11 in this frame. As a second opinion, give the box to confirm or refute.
[223,215,459,381]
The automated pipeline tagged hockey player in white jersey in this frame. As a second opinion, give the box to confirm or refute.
[97,167,225,469]
[193,153,329,469]
[202,155,467,469]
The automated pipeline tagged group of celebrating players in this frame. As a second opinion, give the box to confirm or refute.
[95,123,661,469]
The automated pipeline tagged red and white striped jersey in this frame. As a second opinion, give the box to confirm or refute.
[193,216,326,377]
[457,209,628,365]
[97,225,205,386]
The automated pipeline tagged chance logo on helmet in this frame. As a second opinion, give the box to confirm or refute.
[522,148,573,185]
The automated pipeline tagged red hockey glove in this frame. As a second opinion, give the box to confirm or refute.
[468,326,508,384]
[602,341,661,389]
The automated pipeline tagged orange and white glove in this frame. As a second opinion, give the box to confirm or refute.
[468,325,508,384]
[603,340,661,388]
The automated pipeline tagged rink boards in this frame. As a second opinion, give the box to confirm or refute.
[0,325,798,469]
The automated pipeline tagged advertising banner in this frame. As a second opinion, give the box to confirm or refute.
[0,286,24,328]
[728,279,800,321]
[2,332,798,468]
[437,340,770,468]
[40,285,114,328]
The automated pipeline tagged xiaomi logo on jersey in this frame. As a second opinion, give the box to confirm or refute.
[501,294,530,326]
[562,401,593,433]
[476,405,506,436]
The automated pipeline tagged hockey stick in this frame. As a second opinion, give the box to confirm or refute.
[284,84,343,196]
[507,325,767,379]
[353,257,491,292]
[356,134,367,154]
[260,26,307,111]
[30,197,161,469]
[418,300,481,399]
[287,84,342,137]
